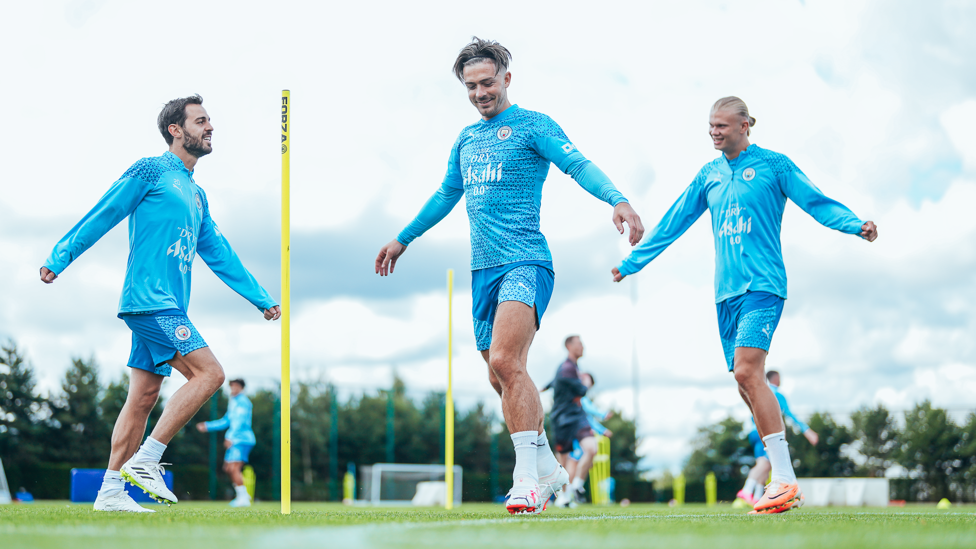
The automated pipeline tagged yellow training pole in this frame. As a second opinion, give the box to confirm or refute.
[445,269,455,509]
[280,90,291,515]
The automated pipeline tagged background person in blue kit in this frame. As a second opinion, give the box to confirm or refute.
[612,96,877,514]
[39,95,280,513]
[374,37,644,514]
[737,370,819,505]
[197,378,256,507]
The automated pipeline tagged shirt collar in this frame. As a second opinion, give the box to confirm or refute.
[480,104,518,125]
[162,151,191,174]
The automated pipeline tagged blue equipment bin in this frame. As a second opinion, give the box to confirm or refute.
[70,468,174,503]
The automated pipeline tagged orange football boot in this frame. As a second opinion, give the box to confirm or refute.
[751,481,801,514]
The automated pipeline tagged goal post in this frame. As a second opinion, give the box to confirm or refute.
[0,457,11,504]
[359,464,462,506]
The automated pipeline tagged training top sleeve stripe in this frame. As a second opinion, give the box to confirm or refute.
[44,160,158,275]
[617,167,710,276]
[195,190,278,312]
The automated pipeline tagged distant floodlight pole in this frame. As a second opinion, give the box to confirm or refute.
[280,89,292,515]
[445,269,455,509]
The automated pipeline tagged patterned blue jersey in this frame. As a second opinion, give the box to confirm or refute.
[204,393,256,445]
[398,105,628,271]
[44,151,277,315]
[618,144,865,302]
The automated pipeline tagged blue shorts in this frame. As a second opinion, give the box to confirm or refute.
[121,310,208,377]
[471,261,555,351]
[747,429,767,459]
[225,443,254,463]
[715,291,785,372]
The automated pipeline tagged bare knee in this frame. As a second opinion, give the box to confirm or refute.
[488,350,523,386]
[581,438,598,456]
[733,358,764,392]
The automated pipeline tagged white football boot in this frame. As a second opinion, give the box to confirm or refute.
[93,489,155,513]
[533,465,570,514]
[505,480,542,515]
[121,460,178,505]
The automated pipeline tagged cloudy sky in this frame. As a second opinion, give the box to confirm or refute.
[2,0,975,472]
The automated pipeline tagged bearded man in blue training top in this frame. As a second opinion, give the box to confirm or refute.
[374,37,644,514]
[612,96,878,514]
[40,95,280,513]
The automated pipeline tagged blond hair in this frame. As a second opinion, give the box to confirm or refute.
[712,96,756,136]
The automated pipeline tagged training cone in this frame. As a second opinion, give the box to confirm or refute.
[937,498,951,509]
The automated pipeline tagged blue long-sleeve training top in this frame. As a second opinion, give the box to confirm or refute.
[581,396,610,436]
[204,393,256,445]
[397,104,628,271]
[771,384,809,433]
[43,151,278,315]
[618,144,865,302]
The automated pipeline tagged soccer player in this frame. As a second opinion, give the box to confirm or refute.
[737,369,818,505]
[40,95,280,513]
[374,37,644,514]
[552,369,613,508]
[196,378,256,507]
[612,97,877,514]
[549,336,599,507]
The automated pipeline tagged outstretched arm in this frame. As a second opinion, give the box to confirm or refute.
[196,195,280,320]
[781,170,878,242]
[197,412,230,433]
[613,179,708,282]
[40,174,154,283]
[375,180,464,276]
[533,119,645,245]
[376,140,465,277]
[774,391,810,433]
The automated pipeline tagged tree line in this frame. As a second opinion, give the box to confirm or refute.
[681,404,976,502]
[0,341,645,501]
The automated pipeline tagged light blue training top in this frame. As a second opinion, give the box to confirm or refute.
[397,104,628,271]
[204,393,256,446]
[618,144,865,302]
[771,383,809,433]
[581,396,610,436]
[43,152,277,315]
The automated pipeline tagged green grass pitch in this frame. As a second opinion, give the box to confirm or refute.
[1,502,973,549]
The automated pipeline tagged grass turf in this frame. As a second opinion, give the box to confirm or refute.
[1,502,973,549]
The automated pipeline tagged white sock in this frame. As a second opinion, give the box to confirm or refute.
[511,431,539,484]
[571,477,585,491]
[743,477,758,494]
[535,431,560,479]
[754,482,766,501]
[132,436,166,464]
[99,470,124,495]
[235,485,249,499]
[762,431,797,484]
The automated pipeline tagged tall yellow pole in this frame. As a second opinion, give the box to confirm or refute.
[280,90,291,515]
[445,269,455,509]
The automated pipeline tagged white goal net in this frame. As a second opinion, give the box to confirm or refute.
[0,457,11,504]
[359,463,462,506]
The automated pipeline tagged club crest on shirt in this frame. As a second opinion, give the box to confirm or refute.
[174,325,191,341]
[497,126,513,140]
[195,193,203,210]
[743,168,756,181]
